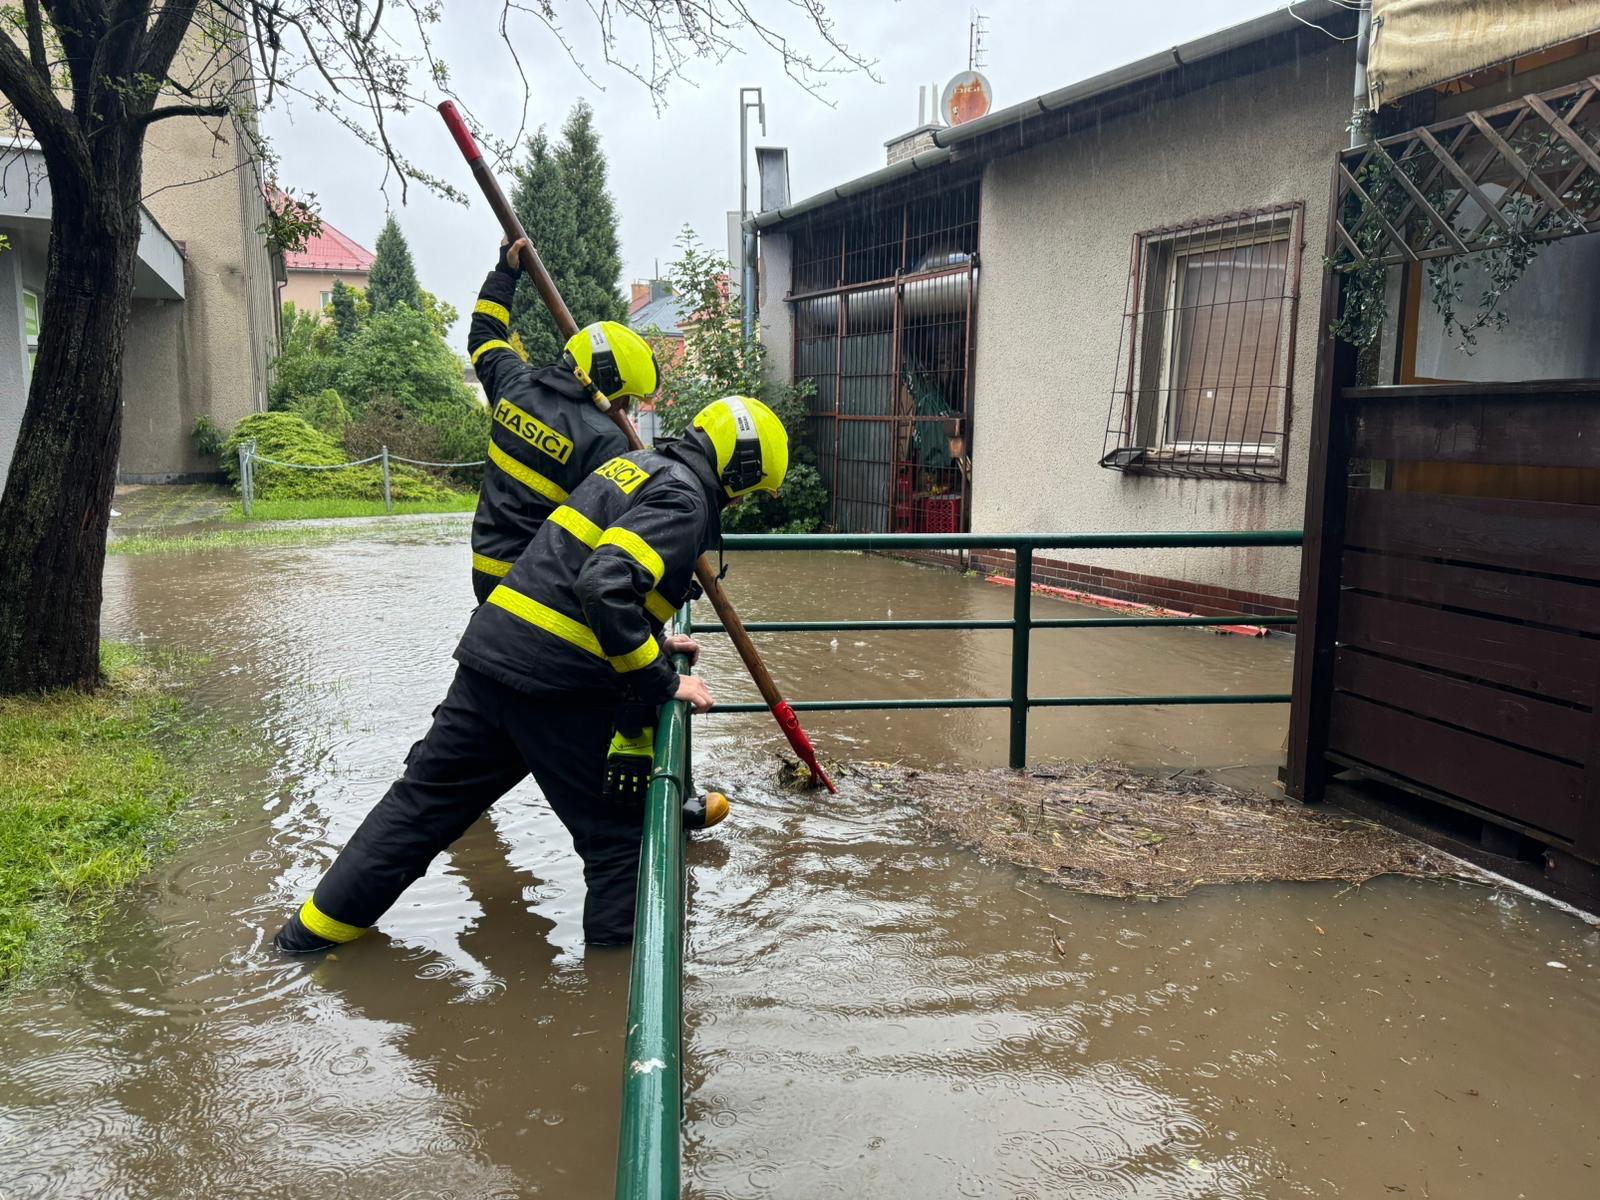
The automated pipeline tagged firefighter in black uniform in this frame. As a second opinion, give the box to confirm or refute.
[468,238,660,603]
[273,396,790,951]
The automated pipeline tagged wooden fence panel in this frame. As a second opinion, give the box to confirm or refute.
[1292,375,1600,870]
[1333,649,1589,764]
[1328,694,1585,842]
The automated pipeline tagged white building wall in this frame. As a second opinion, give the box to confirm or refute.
[970,47,1353,602]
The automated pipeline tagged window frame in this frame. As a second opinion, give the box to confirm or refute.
[1103,203,1304,482]
[22,289,40,384]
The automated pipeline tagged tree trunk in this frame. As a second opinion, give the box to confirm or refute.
[0,168,143,693]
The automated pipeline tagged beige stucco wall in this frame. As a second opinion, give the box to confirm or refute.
[971,46,1353,601]
[121,98,278,479]
[281,268,368,318]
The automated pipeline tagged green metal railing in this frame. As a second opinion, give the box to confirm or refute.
[614,531,1300,1198]
[700,531,1301,769]
[615,611,693,1200]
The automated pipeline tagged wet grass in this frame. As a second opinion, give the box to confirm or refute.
[224,496,477,521]
[0,645,212,988]
[107,516,470,556]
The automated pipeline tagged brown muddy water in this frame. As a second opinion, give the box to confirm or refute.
[2,522,1596,1199]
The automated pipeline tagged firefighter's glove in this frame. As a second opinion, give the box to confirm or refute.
[604,725,655,807]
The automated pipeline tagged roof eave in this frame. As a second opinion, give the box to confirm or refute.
[754,0,1348,231]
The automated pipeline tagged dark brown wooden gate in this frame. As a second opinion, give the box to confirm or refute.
[1288,379,1600,874]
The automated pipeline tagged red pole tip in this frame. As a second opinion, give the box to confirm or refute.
[437,101,481,162]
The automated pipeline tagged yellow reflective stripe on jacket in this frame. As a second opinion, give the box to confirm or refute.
[474,299,511,325]
[548,503,602,549]
[597,527,665,583]
[487,584,604,659]
[472,338,516,366]
[471,551,513,578]
[551,509,675,624]
[645,590,676,624]
[489,584,663,674]
[608,634,661,673]
[299,897,366,943]
[487,441,568,503]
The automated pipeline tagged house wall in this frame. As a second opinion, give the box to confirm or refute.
[281,268,369,318]
[970,46,1353,605]
[0,222,49,490]
[0,233,27,487]
[121,99,277,480]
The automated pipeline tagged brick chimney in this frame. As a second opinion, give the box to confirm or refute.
[885,123,941,165]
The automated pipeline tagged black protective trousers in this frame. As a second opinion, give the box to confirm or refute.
[305,665,642,945]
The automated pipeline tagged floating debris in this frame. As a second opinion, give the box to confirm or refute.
[852,760,1485,899]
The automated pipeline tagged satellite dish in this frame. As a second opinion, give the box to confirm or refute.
[941,71,993,126]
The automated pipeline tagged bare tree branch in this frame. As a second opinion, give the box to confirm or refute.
[137,101,234,127]
[0,15,88,179]
[22,0,50,77]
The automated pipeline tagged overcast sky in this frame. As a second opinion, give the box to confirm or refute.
[263,0,1296,340]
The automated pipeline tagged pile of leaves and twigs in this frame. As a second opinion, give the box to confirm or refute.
[829,760,1483,900]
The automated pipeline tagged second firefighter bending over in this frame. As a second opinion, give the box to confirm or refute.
[273,396,789,951]
[468,237,659,603]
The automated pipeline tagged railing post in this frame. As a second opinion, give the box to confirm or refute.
[381,446,393,514]
[1009,545,1032,769]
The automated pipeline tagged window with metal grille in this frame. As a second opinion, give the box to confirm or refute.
[1102,205,1302,481]
[788,176,980,533]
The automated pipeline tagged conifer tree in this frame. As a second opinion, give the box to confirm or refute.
[557,101,628,328]
[329,279,361,343]
[367,215,422,314]
[508,130,579,365]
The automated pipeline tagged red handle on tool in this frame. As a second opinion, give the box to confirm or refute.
[438,102,836,793]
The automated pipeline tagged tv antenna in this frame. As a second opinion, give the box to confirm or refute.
[968,8,989,72]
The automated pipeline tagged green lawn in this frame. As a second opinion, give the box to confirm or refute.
[227,495,477,522]
[0,645,207,986]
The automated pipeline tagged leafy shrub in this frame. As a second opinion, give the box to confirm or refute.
[343,395,489,488]
[190,415,225,460]
[287,388,351,438]
[650,228,824,532]
[220,411,464,503]
[335,305,474,418]
[269,303,339,410]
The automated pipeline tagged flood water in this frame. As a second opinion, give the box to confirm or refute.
[2,521,1596,1199]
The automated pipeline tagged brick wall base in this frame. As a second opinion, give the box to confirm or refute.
[968,550,1296,619]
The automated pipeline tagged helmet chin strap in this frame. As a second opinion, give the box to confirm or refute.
[586,324,623,396]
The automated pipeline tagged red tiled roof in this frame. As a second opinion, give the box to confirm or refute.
[285,217,374,273]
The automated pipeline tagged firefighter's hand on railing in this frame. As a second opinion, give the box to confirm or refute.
[664,634,701,666]
[674,674,714,714]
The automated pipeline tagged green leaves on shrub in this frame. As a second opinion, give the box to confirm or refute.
[287,388,351,438]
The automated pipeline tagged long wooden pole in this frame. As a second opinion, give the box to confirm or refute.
[439,102,835,793]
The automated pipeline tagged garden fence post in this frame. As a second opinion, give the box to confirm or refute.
[239,443,253,518]
[381,446,393,514]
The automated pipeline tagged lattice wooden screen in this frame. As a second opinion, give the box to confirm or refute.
[1334,75,1600,268]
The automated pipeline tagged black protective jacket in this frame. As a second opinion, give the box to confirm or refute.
[454,439,723,707]
[468,259,627,601]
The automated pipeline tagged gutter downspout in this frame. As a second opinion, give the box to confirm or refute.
[742,218,758,346]
[1350,1,1373,148]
